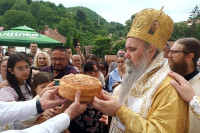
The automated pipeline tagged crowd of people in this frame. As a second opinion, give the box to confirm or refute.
[1,7,200,133]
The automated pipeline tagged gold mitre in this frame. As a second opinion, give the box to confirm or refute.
[127,8,174,50]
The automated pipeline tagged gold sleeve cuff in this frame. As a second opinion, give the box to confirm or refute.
[115,105,129,124]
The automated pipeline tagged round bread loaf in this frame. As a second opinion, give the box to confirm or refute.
[59,74,103,101]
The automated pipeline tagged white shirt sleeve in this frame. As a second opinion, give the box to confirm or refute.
[2,113,70,133]
[0,99,37,125]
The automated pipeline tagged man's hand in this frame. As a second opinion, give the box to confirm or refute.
[39,88,67,110]
[64,90,87,120]
[99,115,108,125]
[92,90,122,116]
[168,71,195,103]
[38,81,58,97]
[74,43,81,54]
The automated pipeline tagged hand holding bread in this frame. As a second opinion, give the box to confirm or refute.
[59,74,103,101]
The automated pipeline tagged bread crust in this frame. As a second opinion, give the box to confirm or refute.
[59,74,103,101]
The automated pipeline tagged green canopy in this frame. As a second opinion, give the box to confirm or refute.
[0,26,63,48]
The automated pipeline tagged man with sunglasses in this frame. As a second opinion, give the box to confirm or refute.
[168,37,200,133]
[41,46,78,79]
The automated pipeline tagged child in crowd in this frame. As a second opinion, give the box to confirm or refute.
[0,52,33,131]
[32,72,60,123]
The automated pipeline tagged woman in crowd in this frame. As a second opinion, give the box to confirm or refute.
[99,61,109,92]
[72,54,82,73]
[0,57,8,82]
[68,60,105,133]
[0,52,32,101]
[108,54,126,92]
[85,54,105,88]
[33,51,51,70]
[0,52,34,131]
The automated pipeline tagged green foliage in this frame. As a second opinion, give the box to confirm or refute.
[54,17,75,37]
[92,37,112,58]
[0,0,14,15]
[12,0,28,11]
[110,40,126,54]
[0,0,130,58]
[26,0,32,5]
[29,2,56,30]
[75,8,86,22]
[3,10,36,29]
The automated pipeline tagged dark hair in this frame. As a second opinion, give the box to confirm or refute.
[51,46,67,53]
[5,52,9,56]
[51,46,69,58]
[32,72,53,96]
[117,54,125,58]
[100,61,109,75]
[64,46,71,49]
[7,52,32,101]
[27,53,34,59]
[85,54,98,62]
[83,60,98,73]
[19,52,28,56]
[176,38,200,67]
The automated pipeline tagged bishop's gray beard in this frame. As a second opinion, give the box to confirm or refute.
[119,53,149,103]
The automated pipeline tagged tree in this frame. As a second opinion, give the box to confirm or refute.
[92,37,112,58]
[75,9,86,22]
[0,0,14,15]
[26,0,32,5]
[29,2,56,29]
[12,0,28,11]
[55,17,75,37]
[110,40,126,54]
[170,22,193,41]
[189,5,200,37]
[3,10,36,29]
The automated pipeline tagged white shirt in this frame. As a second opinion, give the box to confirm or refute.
[2,113,70,133]
[0,100,70,133]
[0,99,37,125]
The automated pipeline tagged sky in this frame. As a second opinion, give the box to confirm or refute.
[42,0,199,25]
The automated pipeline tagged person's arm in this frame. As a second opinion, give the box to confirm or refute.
[93,77,188,133]
[2,91,87,133]
[0,88,66,125]
[0,99,37,125]
[1,113,70,133]
[74,44,85,64]
[168,71,195,103]
[168,71,200,119]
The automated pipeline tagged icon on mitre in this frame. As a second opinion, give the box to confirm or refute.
[148,20,160,35]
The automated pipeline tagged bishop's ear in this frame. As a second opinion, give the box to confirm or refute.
[149,44,157,58]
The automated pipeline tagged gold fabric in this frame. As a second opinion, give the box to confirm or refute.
[127,8,174,50]
[190,96,200,119]
[115,76,189,133]
[188,73,200,133]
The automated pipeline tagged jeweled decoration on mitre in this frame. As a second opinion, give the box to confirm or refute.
[127,8,174,50]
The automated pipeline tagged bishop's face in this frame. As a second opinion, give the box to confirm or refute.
[168,43,188,76]
[125,37,149,67]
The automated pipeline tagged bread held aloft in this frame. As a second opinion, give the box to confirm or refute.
[59,74,103,101]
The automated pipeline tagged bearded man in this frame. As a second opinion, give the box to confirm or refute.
[41,46,78,79]
[92,8,189,133]
[168,38,200,133]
